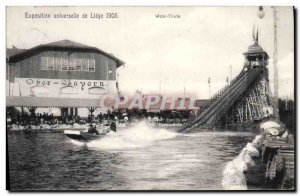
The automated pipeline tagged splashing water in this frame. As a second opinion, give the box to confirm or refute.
[10,127,255,190]
[221,135,262,190]
[84,122,178,150]
[69,139,86,146]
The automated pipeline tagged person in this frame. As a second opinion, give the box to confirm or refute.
[7,116,11,124]
[124,115,129,123]
[109,121,117,132]
[114,115,119,122]
[87,124,99,135]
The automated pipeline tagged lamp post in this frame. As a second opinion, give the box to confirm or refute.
[230,64,232,82]
[159,73,161,94]
[257,6,265,19]
[108,69,112,98]
[272,7,279,119]
[106,62,112,100]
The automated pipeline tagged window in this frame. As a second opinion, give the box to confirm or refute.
[76,65,82,71]
[74,58,82,71]
[49,57,55,70]
[40,56,95,72]
[48,58,56,70]
[61,58,68,70]
[83,59,89,71]
[89,59,95,72]
[68,58,76,71]
[41,57,48,70]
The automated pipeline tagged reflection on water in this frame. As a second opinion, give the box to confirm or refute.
[8,124,255,190]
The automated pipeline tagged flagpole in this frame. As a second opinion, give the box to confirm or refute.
[208,77,211,99]
[230,65,232,81]
[159,73,161,94]
[106,62,109,99]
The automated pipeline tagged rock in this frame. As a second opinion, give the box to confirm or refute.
[267,128,279,136]
[281,131,288,139]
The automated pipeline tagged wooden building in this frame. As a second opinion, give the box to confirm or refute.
[6,40,125,117]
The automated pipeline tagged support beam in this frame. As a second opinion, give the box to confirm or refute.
[59,107,68,119]
[75,108,78,117]
[272,7,279,119]
[246,98,252,120]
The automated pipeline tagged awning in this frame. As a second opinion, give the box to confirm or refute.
[6,96,102,108]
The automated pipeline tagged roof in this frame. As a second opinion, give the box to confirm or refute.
[243,43,269,59]
[246,43,264,53]
[6,96,103,108]
[6,47,27,58]
[42,39,94,49]
[7,39,125,67]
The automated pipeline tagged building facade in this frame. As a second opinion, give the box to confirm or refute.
[6,40,124,117]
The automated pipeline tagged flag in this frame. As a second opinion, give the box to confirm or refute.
[252,25,259,44]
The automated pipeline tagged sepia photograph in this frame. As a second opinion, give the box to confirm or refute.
[6,6,295,191]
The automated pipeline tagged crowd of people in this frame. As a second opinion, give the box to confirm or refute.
[6,108,194,130]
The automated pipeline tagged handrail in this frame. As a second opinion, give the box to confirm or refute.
[205,69,261,124]
[209,70,244,104]
[179,68,263,132]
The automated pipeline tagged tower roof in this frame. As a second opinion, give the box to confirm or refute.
[245,43,264,54]
[243,29,269,59]
[243,43,269,60]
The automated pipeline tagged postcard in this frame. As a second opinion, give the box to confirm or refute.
[6,6,295,191]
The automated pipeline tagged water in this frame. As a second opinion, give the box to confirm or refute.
[7,123,255,190]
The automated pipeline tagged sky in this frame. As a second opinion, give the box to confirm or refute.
[6,6,294,99]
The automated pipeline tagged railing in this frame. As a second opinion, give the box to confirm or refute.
[205,68,261,125]
[179,67,263,132]
[209,70,245,105]
[209,85,229,104]
[214,70,255,126]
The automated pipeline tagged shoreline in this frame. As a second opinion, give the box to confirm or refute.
[6,122,185,133]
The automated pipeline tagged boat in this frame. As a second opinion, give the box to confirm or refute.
[64,121,117,142]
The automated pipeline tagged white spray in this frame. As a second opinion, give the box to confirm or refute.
[221,135,262,190]
[84,122,177,150]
